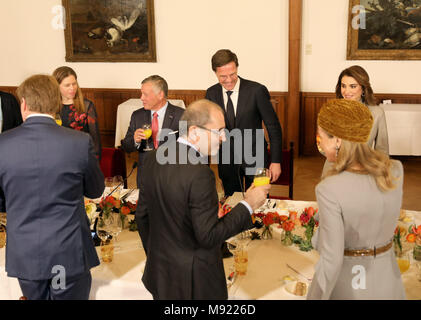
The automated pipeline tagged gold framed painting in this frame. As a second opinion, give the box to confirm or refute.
[63,0,156,62]
[347,0,421,60]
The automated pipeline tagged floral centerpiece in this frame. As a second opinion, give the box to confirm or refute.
[87,195,137,230]
[406,224,421,261]
[279,213,295,245]
[218,203,232,219]
[252,212,281,240]
[294,207,319,252]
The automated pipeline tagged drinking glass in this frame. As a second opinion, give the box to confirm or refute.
[142,124,153,151]
[227,239,249,276]
[109,212,122,249]
[253,168,270,187]
[396,250,411,274]
[113,175,124,199]
[96,215,114,262]
[54,113,62,126]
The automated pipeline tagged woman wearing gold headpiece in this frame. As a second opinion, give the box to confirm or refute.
[308,99,405,300]
[321,66,389,176]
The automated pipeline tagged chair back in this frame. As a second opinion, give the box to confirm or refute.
[269,141,294,200]
[100,148,127,188]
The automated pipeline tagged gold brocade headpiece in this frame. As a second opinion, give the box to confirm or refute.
[317,99,373,143]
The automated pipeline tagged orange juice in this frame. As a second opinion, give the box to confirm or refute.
[253,176,270,186]
[234,250,248,275]
[55,119,62,126]
[144,128,152,139]
[397,258,410,273]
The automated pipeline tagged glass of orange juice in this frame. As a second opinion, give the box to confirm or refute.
[253,168,270,186]
[142,124,153,151]
[396,250,410,274]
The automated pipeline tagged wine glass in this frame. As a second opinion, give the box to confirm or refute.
[142,124,153,151]
[109,212,122,250]
[54,113,62,126]
[113,175,124,199]
[96,215,112,243]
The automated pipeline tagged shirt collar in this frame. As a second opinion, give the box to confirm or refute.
[26,113,54,120]
[177,137,204,157]
[152,101,168,118]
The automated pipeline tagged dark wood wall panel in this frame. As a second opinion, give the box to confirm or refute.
[1,86,287,149]
[5,85,419,155]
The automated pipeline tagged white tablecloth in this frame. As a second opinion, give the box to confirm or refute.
[1,197,420,300]
[114,99,186,148]
[380,104,421,156]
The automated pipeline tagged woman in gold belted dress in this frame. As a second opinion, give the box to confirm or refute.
[308,99,405,300]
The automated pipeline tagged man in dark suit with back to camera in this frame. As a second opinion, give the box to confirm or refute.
[0,90,23,133]
[121,75,185,188]
[0,75,105,300]
[206,49,283,197]
[136,99,270,299]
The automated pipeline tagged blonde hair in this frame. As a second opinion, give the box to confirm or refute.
[52,66,85,113]
[17,74,61,115]
[323,140,399,192]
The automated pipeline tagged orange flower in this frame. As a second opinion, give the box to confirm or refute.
[407,233,417,243]
[289,211,297,221]
[121,206,131,215]
[279,215,288,222]
[282,220,295,232]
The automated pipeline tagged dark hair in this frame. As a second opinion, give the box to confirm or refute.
[141,75,168,98]
[335,65,377,106]
[211,49,239,71]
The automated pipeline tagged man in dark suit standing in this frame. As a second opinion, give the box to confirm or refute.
[0,75,104,300]
[121,75,184,188]
[205,49,283,196]
[0,90,23,133]
[136,99,270,299]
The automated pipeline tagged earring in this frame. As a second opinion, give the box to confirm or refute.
[335,146,340,158]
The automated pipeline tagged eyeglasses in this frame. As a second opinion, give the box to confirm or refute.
[196,125,225,137]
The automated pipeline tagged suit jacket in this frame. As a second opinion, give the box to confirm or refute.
[136,142,253,299]
[205,77,283,168]
[121,102,184,187]
[308,161,405,299]
[0,116,105,280]
[0,91,23,132]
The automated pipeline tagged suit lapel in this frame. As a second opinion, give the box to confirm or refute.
[235,77,250,127]
[161,104,175,131]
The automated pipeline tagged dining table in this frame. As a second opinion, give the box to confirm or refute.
[379,103,421,156]
[1,192,420,300]
[114,98,186,148]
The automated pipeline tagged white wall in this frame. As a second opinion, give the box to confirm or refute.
[0,0,288,91]
[301,0,421,94]
[2,0,420,94]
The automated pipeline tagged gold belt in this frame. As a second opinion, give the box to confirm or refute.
[344,241,393,257]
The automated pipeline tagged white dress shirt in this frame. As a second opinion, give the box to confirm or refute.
[222,78,241,116]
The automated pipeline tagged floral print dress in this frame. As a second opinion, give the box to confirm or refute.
[61,99,102,161]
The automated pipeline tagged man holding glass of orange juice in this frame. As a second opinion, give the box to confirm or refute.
[121,75,184,188]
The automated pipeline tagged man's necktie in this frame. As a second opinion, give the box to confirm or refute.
[152,112,159,149]
[226,91,235,130]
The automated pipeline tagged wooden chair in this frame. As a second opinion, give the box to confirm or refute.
[268,141,294,200]
[100,147,128,189]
